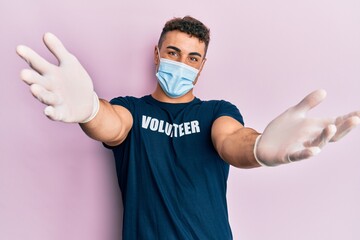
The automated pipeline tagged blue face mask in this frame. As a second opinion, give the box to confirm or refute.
[156,57,200,98]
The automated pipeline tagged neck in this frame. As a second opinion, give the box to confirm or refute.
[152,84,195,103]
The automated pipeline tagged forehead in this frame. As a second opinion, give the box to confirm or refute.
[161,30,206,55]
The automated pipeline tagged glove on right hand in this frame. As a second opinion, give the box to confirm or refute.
[16,33,99,123]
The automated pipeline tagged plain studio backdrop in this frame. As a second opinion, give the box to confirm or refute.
[1,0,359,239]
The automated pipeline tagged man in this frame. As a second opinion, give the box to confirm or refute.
[16,16,359,239]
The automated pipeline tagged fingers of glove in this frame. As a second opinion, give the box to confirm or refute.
[20,69,52,90]
[288,147,321,162]
[335,111,360,125]
[292,89,327,115]
[30,84,61,105]
[16,45,53,74]
[331,116,360,142]
[44,106,63,121]
[304,124,337,148]
[43,33,71,64]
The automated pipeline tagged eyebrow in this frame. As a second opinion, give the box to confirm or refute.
[166,45,202,58]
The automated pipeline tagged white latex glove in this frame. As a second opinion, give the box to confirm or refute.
[16,33,99,123]
[254,89,360,166]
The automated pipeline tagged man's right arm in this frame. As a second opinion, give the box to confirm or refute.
[80,99,133,146]
[16,32,133,146]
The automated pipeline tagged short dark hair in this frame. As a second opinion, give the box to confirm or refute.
[158,16,211,56]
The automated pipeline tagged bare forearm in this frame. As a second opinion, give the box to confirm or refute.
[220,127,261,168]
[79,99,131,146]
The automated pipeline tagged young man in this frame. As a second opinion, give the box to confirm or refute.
[16,16,359,239]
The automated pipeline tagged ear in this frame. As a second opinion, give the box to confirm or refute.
[193,58,207,85]
[198,58,206,74]
[154,45,160,65]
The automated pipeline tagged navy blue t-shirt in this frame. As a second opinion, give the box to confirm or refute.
[105,95,244,240]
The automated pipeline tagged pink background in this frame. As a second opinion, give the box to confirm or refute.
[1,0,360,239]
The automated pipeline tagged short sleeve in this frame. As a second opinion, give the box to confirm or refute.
[109,96,136,114]
[213,100,244,126]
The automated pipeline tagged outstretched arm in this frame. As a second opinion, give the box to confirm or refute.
[80,100,133,146]
[212,117,261,168]
[212,90,360,168]
[255,89,360,166]
[16,33,132,145]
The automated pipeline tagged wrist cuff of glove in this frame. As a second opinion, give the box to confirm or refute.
[253,135,272,167]
[253,135,293,167]
[81,92,100,123]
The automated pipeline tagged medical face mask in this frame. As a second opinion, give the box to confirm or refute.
[156,55,200,98]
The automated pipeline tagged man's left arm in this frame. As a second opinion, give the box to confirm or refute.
[212,90,360,168]
[211,116,261,168]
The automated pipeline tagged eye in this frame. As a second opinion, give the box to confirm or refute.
[189,57,199,62]
[168,51,178,57]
